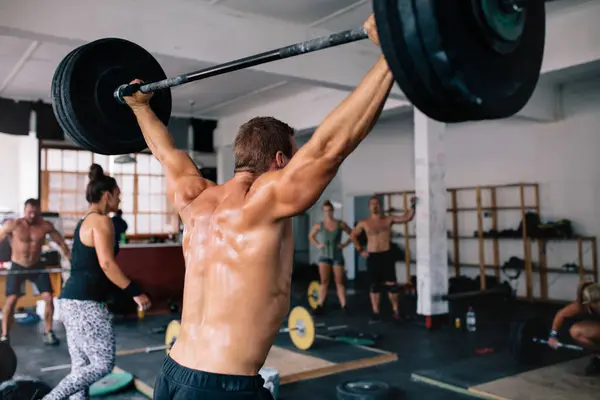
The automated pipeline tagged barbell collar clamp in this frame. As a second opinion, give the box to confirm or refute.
[112,27,368,102]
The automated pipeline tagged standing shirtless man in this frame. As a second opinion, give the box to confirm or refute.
[123,14,391,399]
[0,198,71,345]
[352,196,416,321]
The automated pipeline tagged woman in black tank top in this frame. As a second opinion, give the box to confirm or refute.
[44,164,152,400]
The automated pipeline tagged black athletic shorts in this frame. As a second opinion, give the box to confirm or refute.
[5,262,53,297]
[367,250,397,288]
[153,355,274,400]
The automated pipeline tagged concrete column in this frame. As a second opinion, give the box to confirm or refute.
[414,109,449,322]
[216,145,234,184]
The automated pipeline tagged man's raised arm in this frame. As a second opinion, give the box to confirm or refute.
[391,197,417,224]
[270,15,394,219]
[123,85,214,213]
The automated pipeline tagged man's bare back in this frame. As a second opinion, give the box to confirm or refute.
[170,176,294,375]
[123,14,393,398]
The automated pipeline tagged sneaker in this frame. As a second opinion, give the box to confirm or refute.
[392,310,403,321]
[0,335,9,344]
[341,305,350,315]
[312,305,324,316]
[584,356,600,376]
[370,312,381,322]
[43,331,60,346]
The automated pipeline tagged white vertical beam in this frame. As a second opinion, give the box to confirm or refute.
[414,109,448,318]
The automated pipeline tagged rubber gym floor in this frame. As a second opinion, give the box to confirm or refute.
[9,281,591,399]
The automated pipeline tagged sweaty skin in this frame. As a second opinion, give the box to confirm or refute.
[0,219,70,267]
[125,14,393,376]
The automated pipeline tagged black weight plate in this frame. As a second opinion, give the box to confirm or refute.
[52,45,101,153]
[0,342,17,381]
[337,380,390,400]
[0,377,52,400]
[512,318,545,365]
[374,0,464,123]
[59,41,118,154]
[414,0,545,121]
[62,38,172,155]
[383,0,471,122]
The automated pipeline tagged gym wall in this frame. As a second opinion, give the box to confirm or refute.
[0,132,39,213]
[339,75,600,302]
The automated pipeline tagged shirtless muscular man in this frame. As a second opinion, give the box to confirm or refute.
[122,14,392,399]
[0,198,70,345]
[352,196,416,321]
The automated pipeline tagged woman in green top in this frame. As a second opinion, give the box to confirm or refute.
[309,200,353,314]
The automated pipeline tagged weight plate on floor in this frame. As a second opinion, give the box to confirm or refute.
[307,281,321,310]
[89,372,134,396]
[165,319,181,355]
[288,306,316,351]
[413,0,545,120]
[374,0,469,123]
[0,377,52,400]
[57,37,172,155]
[0,342,17,382]
[510,317,546,365]
[336,380,390,400]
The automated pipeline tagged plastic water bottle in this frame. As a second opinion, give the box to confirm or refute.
[466,307,476,332]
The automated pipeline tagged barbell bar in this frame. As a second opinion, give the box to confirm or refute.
[510,318,586,365]
[531,337,584,352]
[51,0,547,155]
[114,28,368,104]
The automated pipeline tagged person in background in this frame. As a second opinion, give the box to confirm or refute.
[111,209,128,249]
[43,164,151,400]
[0,198,70,346]
[309,200,353,314]
[548,281,600,375]
[351,196,416,321]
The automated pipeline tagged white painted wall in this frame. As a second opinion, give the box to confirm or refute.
[0,132,39,214]
[338,76,600,301]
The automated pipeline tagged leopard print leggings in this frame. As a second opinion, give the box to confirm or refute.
[43,299,115,400]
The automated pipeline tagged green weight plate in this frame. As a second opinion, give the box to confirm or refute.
[60,38,172,155]
[413,0,545,121]
[89,372,134,396]
[374,0,464,123]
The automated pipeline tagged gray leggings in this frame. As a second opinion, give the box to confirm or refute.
[43,300,115,400]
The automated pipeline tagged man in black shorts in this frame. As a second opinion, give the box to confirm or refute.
[352,196,416,321]
[0,199,70,345]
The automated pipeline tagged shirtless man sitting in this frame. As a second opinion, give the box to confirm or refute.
[0,198,71,345]
[351,196,416,321]
[122,14,391,399]
[548,281,600,375]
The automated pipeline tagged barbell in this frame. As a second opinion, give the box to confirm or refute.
[50,0,547,155]
[283,306,381,350]
[510,317,585,365]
